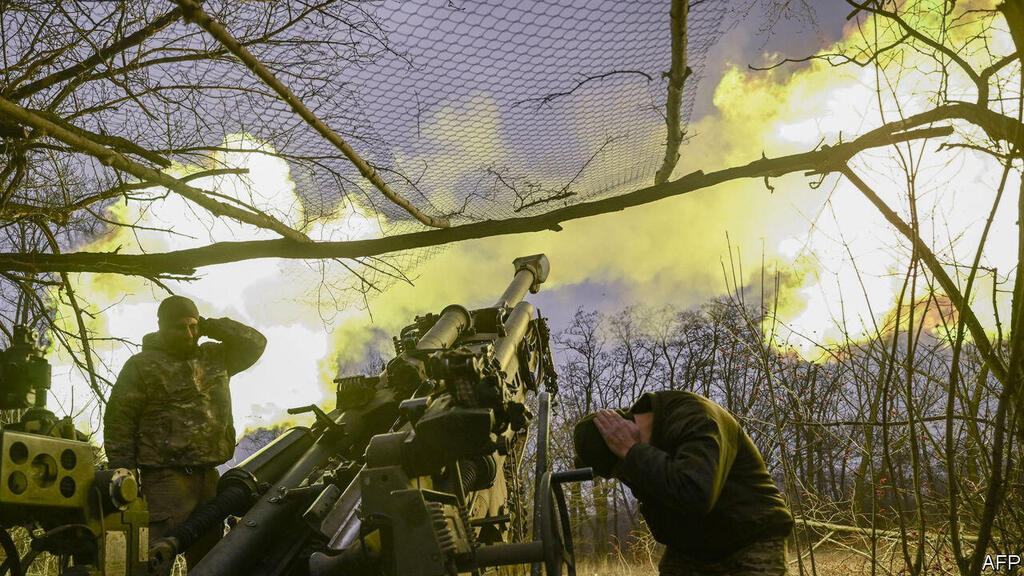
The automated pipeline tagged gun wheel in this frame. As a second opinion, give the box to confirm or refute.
[537,471,576,576]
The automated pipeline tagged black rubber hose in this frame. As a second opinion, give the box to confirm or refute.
[460,460,479,493]
[165,485,251,553]
[0,528,23,576]
[23,524,94,573]
[458,457,497,493]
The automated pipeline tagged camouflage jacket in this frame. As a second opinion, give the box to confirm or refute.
[103,318,267,470]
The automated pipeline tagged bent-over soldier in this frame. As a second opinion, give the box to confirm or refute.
[104,295,266,568]
[574,390,794,576]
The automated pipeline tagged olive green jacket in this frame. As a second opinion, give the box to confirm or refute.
[619,391,793,561]
[103,318,267,470]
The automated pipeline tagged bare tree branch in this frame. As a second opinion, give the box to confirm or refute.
[5,8,183,102]
[838,165,1009,386]
[655,0,689,185]
[0,125,953,276]
[512,70,654,109]
[0,96,311,242]
[172,0,450,228]
[36,220,105,405]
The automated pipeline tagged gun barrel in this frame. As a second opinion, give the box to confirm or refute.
[494,254,549,309]
[495,269,534,311]
[220,426,315,497]
[492,301,535,371]
[155,427,316,559]
[323,468,364,550]
[189,432,340,576]
[416,304,471,350]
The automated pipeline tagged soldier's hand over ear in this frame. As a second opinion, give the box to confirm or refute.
[594,409,642,459]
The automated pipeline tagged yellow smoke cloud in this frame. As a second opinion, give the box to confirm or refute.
[730,0,1017,354]
[321,0,1018,366]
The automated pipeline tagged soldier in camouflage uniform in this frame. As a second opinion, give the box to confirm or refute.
[104,295,267,569]
[574,391,793,576]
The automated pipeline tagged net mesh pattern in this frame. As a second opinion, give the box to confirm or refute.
[0,0,732,289]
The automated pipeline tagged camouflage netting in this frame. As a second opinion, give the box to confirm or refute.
[0,0,733,316]
[2,2,730,219]
[345,0,730,222]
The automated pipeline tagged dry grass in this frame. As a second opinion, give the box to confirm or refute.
[794,548,880,576]
[577,558,659,576]
[0,527,188,576]
[576,543,964,576]
[2,530,960,576]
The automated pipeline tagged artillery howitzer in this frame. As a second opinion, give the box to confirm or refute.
[0,325,149,576]
[153,253,591,576]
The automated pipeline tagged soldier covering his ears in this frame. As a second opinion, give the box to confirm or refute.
[574,390,794,576]
[104,295,267,569]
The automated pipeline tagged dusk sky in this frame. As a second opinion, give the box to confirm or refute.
[43,1,1017,437]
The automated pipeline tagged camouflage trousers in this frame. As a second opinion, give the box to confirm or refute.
[141,466,222,572]
[659,538,788,576]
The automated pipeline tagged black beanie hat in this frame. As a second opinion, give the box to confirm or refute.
[157,295,200,322]
[572,409,633,478]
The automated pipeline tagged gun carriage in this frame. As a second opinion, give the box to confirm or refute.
[0,326,149,576]
[0,254,590,576]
